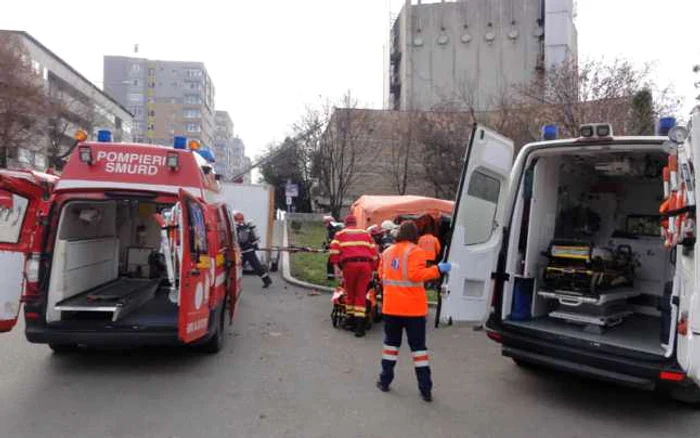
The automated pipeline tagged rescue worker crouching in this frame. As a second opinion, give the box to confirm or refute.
[233,211,272,288]
[378,220,398,252]
[329,214,378,337]
[376,220,451,402]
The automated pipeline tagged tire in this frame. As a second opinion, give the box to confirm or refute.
[201,307,226,354]
[668,384,700,405]
[512,358,539,370]
[49,343,79,354]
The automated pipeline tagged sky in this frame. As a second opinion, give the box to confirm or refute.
[2,0,699,160]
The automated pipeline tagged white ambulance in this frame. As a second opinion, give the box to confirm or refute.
[441,112,700,402]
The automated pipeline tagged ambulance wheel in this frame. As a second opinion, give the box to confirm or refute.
[202,306,226,354]
[49,343,78,354]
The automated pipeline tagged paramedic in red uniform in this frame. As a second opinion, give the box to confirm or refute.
[376,220,451,402]
[329,214,378,337]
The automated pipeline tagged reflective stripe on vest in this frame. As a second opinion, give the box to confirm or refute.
[382,246,422,288]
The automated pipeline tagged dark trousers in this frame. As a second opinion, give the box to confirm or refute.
[379,315,432,393]
[326,256,335,280]
[242,251,269,280]
[342,262,372,318]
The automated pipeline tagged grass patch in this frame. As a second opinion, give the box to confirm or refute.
[426,288,438,303]
[288,221,336,288]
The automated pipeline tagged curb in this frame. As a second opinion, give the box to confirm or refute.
[281,221,335,293]
[280,220,438,306]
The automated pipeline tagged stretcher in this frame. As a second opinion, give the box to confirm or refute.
[54,278,162,322]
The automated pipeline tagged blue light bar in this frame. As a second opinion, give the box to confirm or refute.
[657,117,676,136]
[173,136,187,149]
[97,130,112,143]
[541,124,558,140]
[196,148,216,163]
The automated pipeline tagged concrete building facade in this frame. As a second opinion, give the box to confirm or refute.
[103,56,215,148]
[213,111,252,183]
[1,31,133,170]
[386,0,577,111]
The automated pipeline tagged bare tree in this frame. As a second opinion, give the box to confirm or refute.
[45,89,95,169]
[517,58,681,137]
[314,92,379,218]
[0,33,48,168]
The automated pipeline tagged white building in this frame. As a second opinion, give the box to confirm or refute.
[1,31,133,170]
[386,0,577,111]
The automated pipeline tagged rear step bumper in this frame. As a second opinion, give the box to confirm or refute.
[503,346,655,390]
[25,326,180,347]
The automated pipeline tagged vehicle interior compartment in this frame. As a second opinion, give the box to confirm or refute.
[503,147,674,357]
[46,199,178,329]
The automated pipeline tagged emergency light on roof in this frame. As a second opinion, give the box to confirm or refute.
[188,139,201,151]
[74,129,88,142]
[579,123,613,139]
[97,130,112,142]
[657,117,676,136]
[173,136,187,150]
[541,124,558,140]
[196,148,216,163]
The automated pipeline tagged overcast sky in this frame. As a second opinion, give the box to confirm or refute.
[2,0,699,159]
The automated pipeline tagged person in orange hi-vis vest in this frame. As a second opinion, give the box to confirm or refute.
[417,220,441,265]
[329,214,378,337]
[376,220,451,402]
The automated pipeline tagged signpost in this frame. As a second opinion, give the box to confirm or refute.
[284,180,298,212]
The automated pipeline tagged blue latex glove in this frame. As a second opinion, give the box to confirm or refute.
[437,262,452,273]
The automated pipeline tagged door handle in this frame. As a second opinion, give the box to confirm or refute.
[190,269,201,277]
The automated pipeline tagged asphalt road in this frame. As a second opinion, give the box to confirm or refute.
[2,274,699,438]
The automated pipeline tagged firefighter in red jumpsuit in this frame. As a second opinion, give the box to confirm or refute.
[329,214,378,337]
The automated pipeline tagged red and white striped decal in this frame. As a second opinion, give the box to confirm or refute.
[382,345,399,361]
[412,350,429,367]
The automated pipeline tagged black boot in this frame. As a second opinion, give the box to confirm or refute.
[354,318,366,337]
[262,275,272,288]
[342,316,356,331]
[420,390,432,402]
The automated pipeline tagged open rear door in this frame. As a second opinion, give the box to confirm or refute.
[177,189,212,343]
[441,125,514,324]
[0,170,56,332]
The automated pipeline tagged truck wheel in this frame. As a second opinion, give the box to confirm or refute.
[49,343,78,354]
[201,307,226,354]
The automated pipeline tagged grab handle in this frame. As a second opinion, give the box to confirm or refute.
[558,297,583,307]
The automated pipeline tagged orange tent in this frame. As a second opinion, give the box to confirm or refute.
[350,195,454,229]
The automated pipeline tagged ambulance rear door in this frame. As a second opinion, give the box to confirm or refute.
[177,189,212,343]
[441,125,514,324]
[677,113,700,384]
[0,170,55,332]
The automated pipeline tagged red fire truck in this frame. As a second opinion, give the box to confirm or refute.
[0,131,242,353]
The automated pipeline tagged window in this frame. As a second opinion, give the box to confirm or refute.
[185,95,201,104]
[131,106,144,117]
[171,82,178,88]
[184,109,201,119]
[17,148,32,164]
[128,93,144,102]
[0,193,29,243]
[31,60,41,76]
[461,170,501,245]
[187,201,208,256]
[189,83,201,90]
[186,123,201,133]
[187,69,202,78]
[149,110,155,117]
[217,208,230,249]
[130,63,141,74]
[133,79,140,86]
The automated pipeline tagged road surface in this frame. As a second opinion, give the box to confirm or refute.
[1,275,698,438]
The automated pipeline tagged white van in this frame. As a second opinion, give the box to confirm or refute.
[442,116,700,402]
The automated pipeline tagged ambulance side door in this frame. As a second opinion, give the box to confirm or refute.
[442,125,514,324]
[0,171,52,332]
[177,189,212,343]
